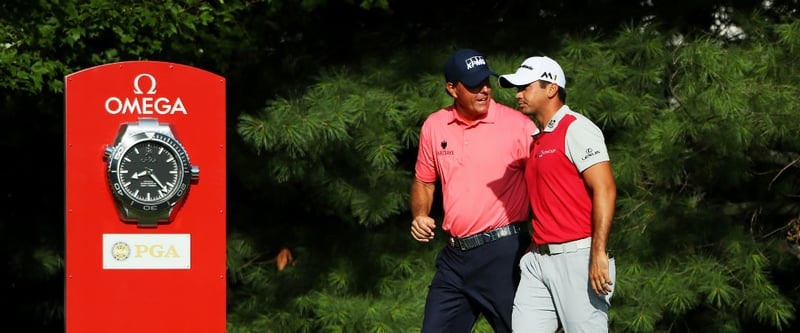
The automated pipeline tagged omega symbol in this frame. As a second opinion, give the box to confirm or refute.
[133,73,157,95]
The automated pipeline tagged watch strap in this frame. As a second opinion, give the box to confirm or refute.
[127,118,174,137]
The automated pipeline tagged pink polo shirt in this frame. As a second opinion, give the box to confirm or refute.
[415,100,535,238]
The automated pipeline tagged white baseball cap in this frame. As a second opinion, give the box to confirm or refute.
[498,56,566,88]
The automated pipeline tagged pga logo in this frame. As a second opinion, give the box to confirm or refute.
[132,243,182,258]
[103,234,191,269]
[110,241,182,262]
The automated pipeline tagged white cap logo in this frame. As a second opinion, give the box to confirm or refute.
[465,56,486,70]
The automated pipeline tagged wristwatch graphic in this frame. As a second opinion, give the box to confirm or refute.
[104,118,199,227]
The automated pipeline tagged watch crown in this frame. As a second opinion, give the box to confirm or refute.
[103,145,114,160]
[191,166,200,183]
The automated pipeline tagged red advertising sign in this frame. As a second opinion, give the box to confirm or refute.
[65,61,226,333]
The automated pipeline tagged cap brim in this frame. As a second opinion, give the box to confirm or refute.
[498,74,531,88]
[461,70,498,88]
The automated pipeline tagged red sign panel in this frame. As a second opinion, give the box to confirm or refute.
[65,61,226,333]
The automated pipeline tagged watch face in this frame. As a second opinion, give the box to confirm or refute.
[119,140,181,203]
[107,132,192,214]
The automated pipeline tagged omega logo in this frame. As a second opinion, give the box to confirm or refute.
[133,73,158,94]
[105,73,188,115]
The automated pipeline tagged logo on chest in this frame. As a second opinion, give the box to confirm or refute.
[536,148,557,158]
[437,140,454,155]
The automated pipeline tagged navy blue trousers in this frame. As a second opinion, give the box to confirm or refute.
[421,232,530,333]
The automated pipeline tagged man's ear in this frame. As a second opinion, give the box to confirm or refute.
[445,81,457,98]
[548,83,559,98]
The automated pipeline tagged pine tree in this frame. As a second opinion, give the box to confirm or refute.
[503,15,800,332]
[233,15,800,333]
[3,0,800,331]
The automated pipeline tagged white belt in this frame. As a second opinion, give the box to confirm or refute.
[536,237,592,255]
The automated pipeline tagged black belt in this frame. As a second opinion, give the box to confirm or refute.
[448,222,524,251]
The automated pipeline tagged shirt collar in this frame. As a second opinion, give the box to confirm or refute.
[448,99,498,126]
[541,105,570,133]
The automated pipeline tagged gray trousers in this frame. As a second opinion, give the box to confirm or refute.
[512,248,616,332]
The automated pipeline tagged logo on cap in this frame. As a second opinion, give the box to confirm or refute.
[541,72,558,81]
[465,56,486,70]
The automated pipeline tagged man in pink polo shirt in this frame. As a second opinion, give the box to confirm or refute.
[410,48,536,333]
[499,56,617,332]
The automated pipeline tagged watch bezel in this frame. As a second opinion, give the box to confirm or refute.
[106,132,193,215]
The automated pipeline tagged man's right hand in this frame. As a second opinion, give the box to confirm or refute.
[411,216,436,242]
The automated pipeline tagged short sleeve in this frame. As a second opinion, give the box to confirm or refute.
[414,120,438,182]
[564,118,610,173]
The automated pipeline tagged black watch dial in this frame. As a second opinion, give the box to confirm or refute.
[107,132,192,214]
[117,140,182,204]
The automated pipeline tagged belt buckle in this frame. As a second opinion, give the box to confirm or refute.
[449,237,466,250]
[537,244,551,255]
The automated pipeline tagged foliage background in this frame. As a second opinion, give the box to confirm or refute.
[2,0,800,332]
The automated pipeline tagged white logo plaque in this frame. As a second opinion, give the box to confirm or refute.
[103,234,191,269]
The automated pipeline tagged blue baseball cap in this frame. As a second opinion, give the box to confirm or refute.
[443,48,497,87]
